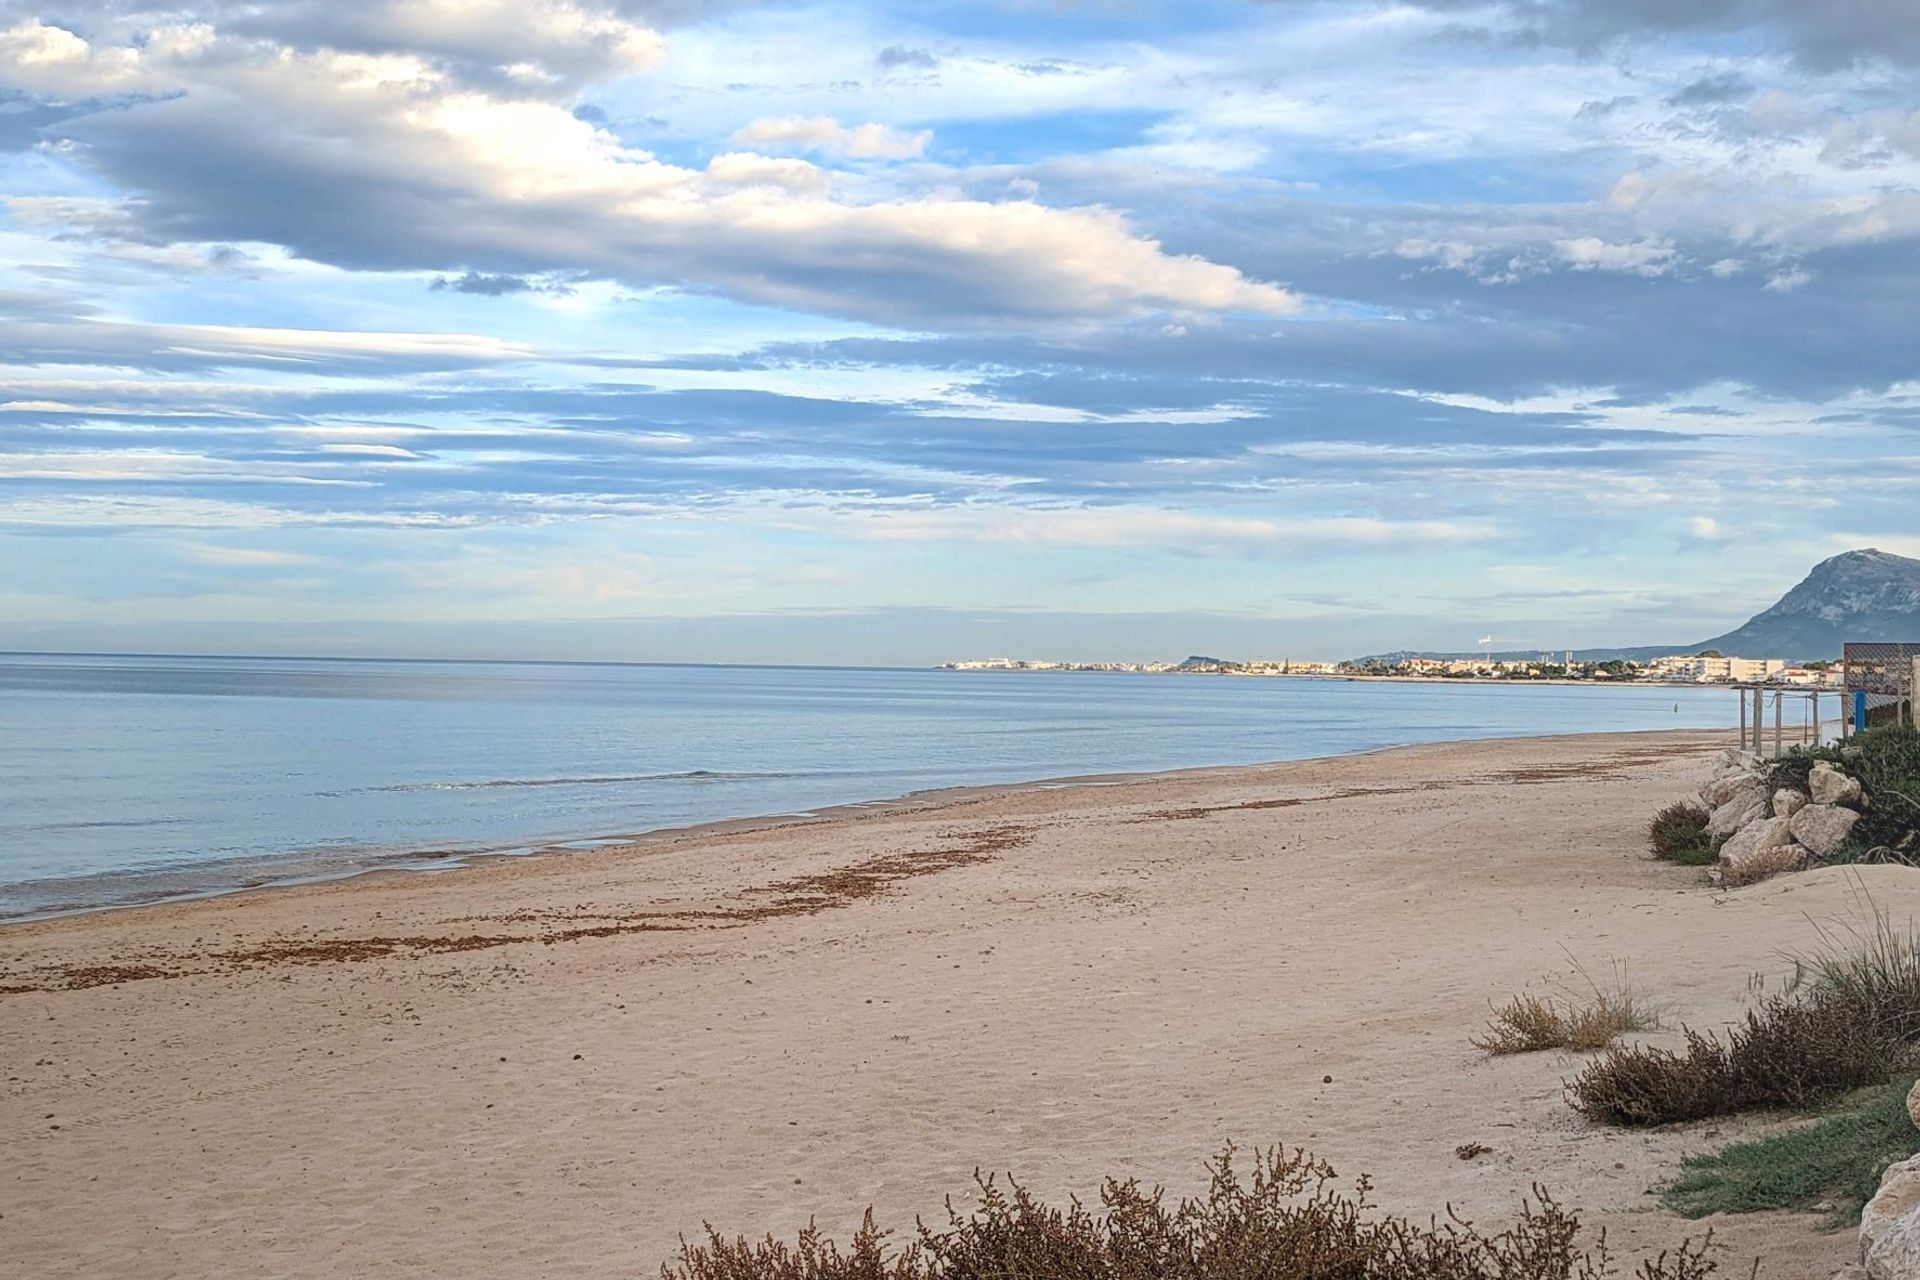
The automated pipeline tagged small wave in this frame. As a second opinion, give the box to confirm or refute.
[27,817,190,831]
[326,769,811,796]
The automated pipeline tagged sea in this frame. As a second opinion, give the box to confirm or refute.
[0,651,1735,919]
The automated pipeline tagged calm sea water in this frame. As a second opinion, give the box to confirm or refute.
[0,652,1734,918]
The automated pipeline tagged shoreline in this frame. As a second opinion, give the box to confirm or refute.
[0,723,1730,928]
[3,726,1895,1278]
[3,726,1885,1277]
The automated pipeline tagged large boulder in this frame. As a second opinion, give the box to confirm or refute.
[1864,1156,1920,1278]
[1723,841,1809,887]
[1791,803,1862,860]
[1718,818,1803,886]
[1864,1157,1920,1257]
[1909,1080,1920,1132]
[1706,780,1769,839]
[1812,760,1866,807]
[1867,1213,1920,1280]
[1773,788,1809,819]
[1705,769,1764,809]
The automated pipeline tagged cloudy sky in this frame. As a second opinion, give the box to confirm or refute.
[1,0,1917,663]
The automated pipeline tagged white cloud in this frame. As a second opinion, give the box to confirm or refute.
[702,151,828,193]
[4,16,1293,325]
[181,543,323,566]
[0,313,537,370]
[778,503,1488,553]
[1554,236,1679,276]
[733,114,930,160]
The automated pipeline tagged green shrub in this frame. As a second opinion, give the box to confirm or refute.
[1648,802,1716,866]
[1661,1076,1920,1225]
[1565,992,1897,1127]
[1770,725,1920,861]
[662,1145,1740,1280]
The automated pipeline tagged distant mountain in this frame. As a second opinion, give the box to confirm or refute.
[1692,548,1920,661]
[1349,550,1920,666]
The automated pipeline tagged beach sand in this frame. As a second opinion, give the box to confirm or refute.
[3,728,1908,1277]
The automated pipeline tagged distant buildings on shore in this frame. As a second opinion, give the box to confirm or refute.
[939,652,1843,686]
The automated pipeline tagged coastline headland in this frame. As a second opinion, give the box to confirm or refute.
[1,728,1899,1278]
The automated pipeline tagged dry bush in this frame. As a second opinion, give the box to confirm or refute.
[663,1145,1741,1280]
[1475,962,1656,1055]
[1786,890,1920,1044]
[1474,993,1569,1054]
[1648,803,1716,867]
[1566,992,1897,1126]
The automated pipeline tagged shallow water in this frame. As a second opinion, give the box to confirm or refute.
[0,652,1734,917]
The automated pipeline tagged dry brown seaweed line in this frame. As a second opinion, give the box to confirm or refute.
[1132,785,1422,822]
[0,825,1034,994]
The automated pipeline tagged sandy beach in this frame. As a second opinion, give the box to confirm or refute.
[4,728,1911,1277]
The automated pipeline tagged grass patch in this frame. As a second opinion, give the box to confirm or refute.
[1649,802,1717,866]
[1475,959,1657,1055]
[1787,891,1920,1044]
[1661,1076,1920,1225]
[664,1144,1742,1280]
[1476,990,1656,1055]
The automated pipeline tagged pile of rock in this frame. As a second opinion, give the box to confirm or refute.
[1695,749,1864,887]
[1856,1081,1920,1278]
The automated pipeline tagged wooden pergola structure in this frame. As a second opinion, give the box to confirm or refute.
[1731,682,1843,758]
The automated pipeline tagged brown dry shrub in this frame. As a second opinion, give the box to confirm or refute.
[662,1145,1739,1280]
[1648,802,1715,866]
[1474,967,1656,1056]
[1566,992,1897,1126]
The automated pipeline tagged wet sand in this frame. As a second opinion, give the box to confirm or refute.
[2,728,1903,1277]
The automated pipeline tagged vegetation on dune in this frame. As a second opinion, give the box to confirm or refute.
[1566,993,1897,1127]
[1661,1076,1920,1225]
[1785,898,1920,1044]
[1769,725,1920,863]
[1570,892,1920,1128]
[1476,962,1657,1055]
[663,1145,1741,1280]
[1647,803,1716,867]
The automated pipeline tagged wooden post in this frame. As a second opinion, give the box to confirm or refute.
[1773,691,1782,757]
[1812,691,1820,747]
[1753,687,1764,754]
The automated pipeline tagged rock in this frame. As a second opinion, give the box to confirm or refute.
[1705,770,1763,808]
[1867,1206,1920,1279]
[1907,1080,1920,1132]
[1812,760,1866,807]
[1773,788,1809,819]
[1792,803,1863,860]
[1722,839,1808,887]
[1863,1156,1920,1271]
[1718,818,1803,886]
[1706,780,1769,839]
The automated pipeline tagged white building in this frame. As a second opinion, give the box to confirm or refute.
[1645,654,1786,682]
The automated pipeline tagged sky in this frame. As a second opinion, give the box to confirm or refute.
[1,0,1918,665]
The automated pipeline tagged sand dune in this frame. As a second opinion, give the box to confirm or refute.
[4,729,1908,1277]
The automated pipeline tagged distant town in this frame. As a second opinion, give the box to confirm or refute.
[939,652,1845,686]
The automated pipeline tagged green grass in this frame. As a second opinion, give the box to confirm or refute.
[1661,1076,1919,1225]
